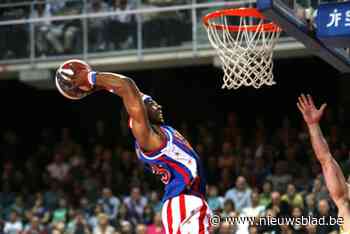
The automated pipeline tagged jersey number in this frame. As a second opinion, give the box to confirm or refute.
[151,165,171,184]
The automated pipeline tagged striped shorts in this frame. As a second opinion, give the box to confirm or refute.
[162,194,211,234]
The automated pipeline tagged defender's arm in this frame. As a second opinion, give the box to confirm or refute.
[297,94,350,230]
[308,124,348,206]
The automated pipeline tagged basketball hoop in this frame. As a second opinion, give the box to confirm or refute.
[203,8,281,89]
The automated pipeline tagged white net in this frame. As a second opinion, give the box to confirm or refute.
[205,9,281,89]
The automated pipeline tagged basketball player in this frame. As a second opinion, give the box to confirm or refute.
[55,60,211,234]
[297,94,350,233]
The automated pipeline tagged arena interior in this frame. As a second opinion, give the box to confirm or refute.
[1,0,350,234]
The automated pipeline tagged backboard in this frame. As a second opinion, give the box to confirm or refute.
[257,0,350,73]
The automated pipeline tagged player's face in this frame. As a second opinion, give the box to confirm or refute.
[145,99,164,125]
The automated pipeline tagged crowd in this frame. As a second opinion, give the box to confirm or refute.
[0,0,194,59]
[0,106,349,234]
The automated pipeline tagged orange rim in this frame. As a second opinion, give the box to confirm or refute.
[203,8,281,32]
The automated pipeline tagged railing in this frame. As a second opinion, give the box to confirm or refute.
[0,0,304,66]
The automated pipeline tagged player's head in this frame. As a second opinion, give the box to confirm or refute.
[142,94,164,125]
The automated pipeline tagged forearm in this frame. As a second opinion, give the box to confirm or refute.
[95,72,139,96]
[307,123,332,164]
[308,124,348,203]
[320,156,348,204]
[95,72,144,120]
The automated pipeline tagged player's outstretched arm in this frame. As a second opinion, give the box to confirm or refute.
[61,62,163,151]
[97,72,164,151]
[297,94,350,229]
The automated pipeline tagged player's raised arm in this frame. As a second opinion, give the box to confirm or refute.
[297,94,350,228]
[58,61,163,151]
[297,94,329,163]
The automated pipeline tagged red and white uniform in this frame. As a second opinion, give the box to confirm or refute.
[131,120,212,234]
[162,194,211,234]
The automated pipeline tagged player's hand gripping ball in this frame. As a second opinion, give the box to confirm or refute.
[55,59,95,100]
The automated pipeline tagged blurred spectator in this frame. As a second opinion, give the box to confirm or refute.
[315,199,338,234]
[115,203,131,230]
[219,222,236,234]
[107,0,136,50]
[30,193,50,224]
[51,221,65,234]
[87,0,108,52]
[148,191,162,213]
[281,183,304,208]
[241,191,265,217]
[207,185,223,212]
[79,197,91,220]
[66,212,90,234]
[146,213,164,234]
[266,191,290,217]
[0,4,28,59]
[123,187,147,225]
[312,177,329,203]
[119,220,132,234]
[88,204,103,230]
[135,224,147,234]
[93,214,114,234]
[266,161,292,193]
[141,0,190,48]
[10,196,24,218]
[290,207,308,234]
[3,211,23,234]
[142,205,154,225]
[97,188,120,221]
[225,176,252,212]
[46,1,82,54]
[44,181,60,210]
[0,182,15,215]
[237,191,265,234]
[48,1,65,15]
[259,181,272,207]
[23,216,46,234]
[52,198,68,223]
[257,208,282,234]
[47,153,70,182]
[304,193,317,217]
[248,226,258,234]
[221,200,236,217]
[30,2,51,57]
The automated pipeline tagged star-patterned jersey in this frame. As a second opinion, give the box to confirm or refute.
[134,125,206,203]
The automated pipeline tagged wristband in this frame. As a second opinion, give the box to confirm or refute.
[88,71,97,86]
[142,94,152,102]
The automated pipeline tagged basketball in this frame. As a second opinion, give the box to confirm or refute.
[55,59,93,100]
[57,59,92,81]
